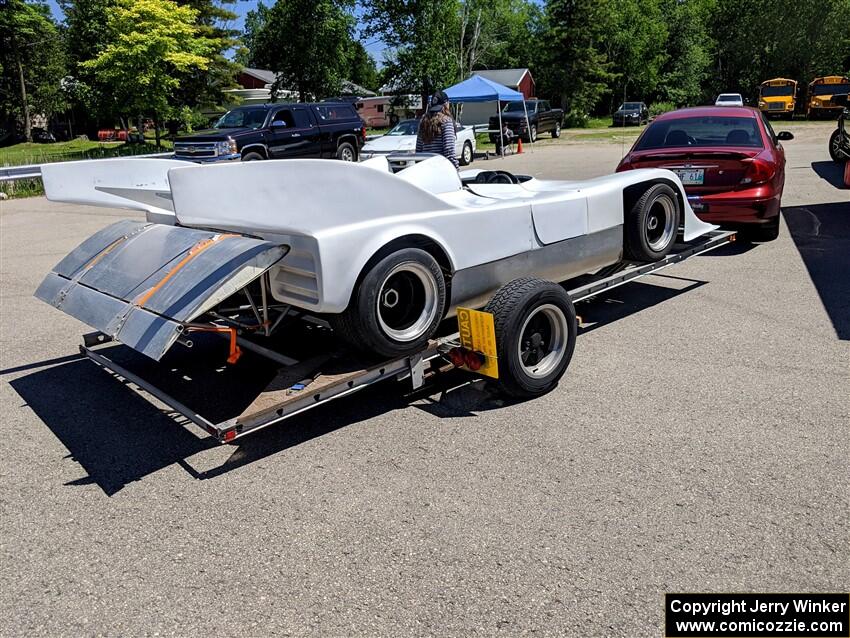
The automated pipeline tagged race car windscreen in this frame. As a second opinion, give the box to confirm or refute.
[636,117,764,149]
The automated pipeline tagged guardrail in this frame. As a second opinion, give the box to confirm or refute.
[0,151,173,183]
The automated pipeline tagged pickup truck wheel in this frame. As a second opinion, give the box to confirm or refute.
[337,142,356,162]
[242,152,264,161]
[552,122,561,138]
[331,248,446,359]
[484,277,577,399]
[623,183,680,261]
[460,141,473,166]
[527,125,538,143]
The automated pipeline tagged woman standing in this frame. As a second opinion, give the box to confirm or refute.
[416,90,458,169]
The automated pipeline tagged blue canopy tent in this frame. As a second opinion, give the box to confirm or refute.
[443,74,531,156]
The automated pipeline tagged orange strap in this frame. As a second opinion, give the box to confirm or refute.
[187,326,242,364]
[134,234,236,309]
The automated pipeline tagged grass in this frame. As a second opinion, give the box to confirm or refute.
[0,138,173,199]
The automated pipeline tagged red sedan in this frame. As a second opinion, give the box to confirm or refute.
[616,106,793,241]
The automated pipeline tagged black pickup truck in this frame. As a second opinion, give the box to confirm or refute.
[489,99,564,143]
[173,102,366,163]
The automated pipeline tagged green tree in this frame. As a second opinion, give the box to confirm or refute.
[237,0,272,67]
[537,0,615,121]
[345,40,379,92]
[0,0,67,141]
[82,0,214,146]
[656,0,715,106]
[172,0,241,113]
[362,0,460,100]
[251,0,354,101]
[601,0,668,110]
[457,0,542,77]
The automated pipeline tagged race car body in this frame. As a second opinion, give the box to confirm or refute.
[35,156,716,359]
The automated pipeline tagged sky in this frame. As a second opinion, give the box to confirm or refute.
[43,0,388,63]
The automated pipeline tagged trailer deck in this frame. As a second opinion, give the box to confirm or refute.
[79,229,736,443]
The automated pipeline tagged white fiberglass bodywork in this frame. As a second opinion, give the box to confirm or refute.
[41,155,716,316]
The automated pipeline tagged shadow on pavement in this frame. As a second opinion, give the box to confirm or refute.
[811,160,847,189]
[9,277,709,495]
[782,202,850,340]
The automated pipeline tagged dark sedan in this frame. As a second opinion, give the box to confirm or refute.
[612,102,649,126]
[616,106,793,241]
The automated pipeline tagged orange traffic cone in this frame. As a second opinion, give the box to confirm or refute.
[517,137,523,154]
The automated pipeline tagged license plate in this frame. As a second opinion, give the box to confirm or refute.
[673,168,704,185]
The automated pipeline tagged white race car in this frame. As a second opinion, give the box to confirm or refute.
[36,156,715,373]
[360,119,476,166]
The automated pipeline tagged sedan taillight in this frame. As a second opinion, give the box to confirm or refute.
[740,158,775,185]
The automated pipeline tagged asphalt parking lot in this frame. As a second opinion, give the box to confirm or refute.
[1,123,848,636]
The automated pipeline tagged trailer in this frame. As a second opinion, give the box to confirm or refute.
[75,229,735,443]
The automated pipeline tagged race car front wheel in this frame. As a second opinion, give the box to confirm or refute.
[623,183,680,261]
[332,248,446,359]
[484,277,577,398]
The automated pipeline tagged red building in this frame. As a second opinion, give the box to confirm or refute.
[473,68,536,99]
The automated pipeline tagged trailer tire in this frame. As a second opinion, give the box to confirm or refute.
[484,277,577,399]
[623,183,680,261]
[332,248,446,359]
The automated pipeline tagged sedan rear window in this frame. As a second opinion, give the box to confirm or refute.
[636,116,763,150]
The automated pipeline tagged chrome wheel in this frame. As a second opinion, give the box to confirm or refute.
[340,146,355,161]
[530,125,537,142]
[462,142,473,165]
[516,304,569,379]
[645,195,677,252]
[376,261,439,342]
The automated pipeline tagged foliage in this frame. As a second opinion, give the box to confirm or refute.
[251,0,354,101]
[648,101,677,117]
[345,40,380,92]
[361,0,461,99]
[0,0,67,141]
[536,0,616,113]
[656,0,715,106]
[172,0,241,111]
[80,0,214,131]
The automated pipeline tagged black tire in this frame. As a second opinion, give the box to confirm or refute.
[552,122,561,138]
[829,128,845,162]
[527,125,537,143]
[242,151,264,161]
[459,141,473,166]
[740,217,780,242]
[331,248,446,359]
[484,277,577,399]
[336,141,356,162]
[623,183,681,261]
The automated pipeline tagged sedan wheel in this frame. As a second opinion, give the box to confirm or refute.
[460,141,473,166]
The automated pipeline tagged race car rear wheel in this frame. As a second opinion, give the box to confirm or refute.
[484,277,577,398]
[332,248,446,359]
[623,183,680,261]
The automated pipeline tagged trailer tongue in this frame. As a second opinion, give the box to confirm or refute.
[35,220,287,361]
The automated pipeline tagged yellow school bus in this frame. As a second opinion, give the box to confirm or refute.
[758,78,797,119]
[807,76,850,118]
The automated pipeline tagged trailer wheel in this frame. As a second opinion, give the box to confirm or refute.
[484,277,577,398]
[623,183,680,261]
[332,248,446,359]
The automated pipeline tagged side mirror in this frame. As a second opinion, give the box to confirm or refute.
[776,131,794,141]
[271,120,287,128]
